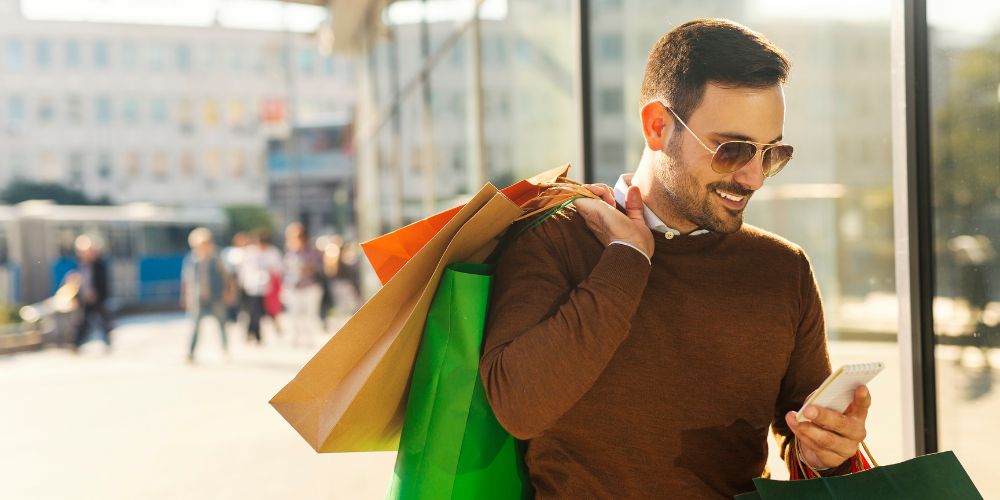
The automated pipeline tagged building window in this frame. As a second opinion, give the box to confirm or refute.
[150,98,168,124]
[66,95,82,124]
[203,100,219,127]
[149,43,165,70]
[300,48,316,74]
[123,98,140,124]
[35,39,51,68]
[598,87,624,115]
[68,152,85,188]
[178,99,194,133]
[230,151,245,177]
[125,152,140,177]
[176,43,191,72]
[121,42,138,68]
[204,150,221,179]
[151,152,168,180]
[323,56,335,75]
[96,96,112,125]
[6,95,25,127]
[597,34,624,61]
[65,39,80,68]
[228,100,245,130]
[37,98,55,123]
[179,152,195,176]
[93,40,110,68]
[4,38,23,71]
[97,152,113,180]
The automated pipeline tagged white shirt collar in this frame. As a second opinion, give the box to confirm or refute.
[612,174,710,236]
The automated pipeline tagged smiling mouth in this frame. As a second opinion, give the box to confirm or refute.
[715,189,745,203]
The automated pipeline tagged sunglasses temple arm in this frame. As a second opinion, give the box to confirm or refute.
[664,104,716,154]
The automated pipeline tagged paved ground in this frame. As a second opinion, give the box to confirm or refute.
[0,313,396,500]
[1,313,996,499]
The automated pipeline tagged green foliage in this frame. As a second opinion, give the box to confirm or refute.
[0,179,111,205]
[223,205,274,242]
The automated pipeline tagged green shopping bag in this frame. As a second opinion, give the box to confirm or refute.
[735,451,982,499]
[389,263,533,500]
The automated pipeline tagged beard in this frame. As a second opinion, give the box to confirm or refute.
[650,137,753,234]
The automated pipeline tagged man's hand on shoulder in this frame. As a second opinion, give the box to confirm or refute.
[575,184,654,261]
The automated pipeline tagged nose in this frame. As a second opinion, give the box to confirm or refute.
[732,151,766,191]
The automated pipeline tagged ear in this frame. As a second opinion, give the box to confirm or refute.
[640,100,674,152]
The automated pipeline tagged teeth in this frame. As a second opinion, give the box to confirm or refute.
[716,190,744,202]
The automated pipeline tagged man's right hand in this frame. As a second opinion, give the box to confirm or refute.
[574,185,654,260]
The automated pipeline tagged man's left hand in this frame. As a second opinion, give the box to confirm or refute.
[785,385,871,470]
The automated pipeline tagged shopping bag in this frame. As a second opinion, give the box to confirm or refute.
[734,451,982,500]
[389,263,532,500]
[269,184,523,452]
[362,164,571,285]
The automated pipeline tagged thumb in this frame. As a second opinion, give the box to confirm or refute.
[625,185,645,224]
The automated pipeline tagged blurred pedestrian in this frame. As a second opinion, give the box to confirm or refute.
[181,227,229,363]
[221,232,249,324]
[282,222,324,347]
[333,241,362,315]
[238,230,282,344]
[71,234,113,352]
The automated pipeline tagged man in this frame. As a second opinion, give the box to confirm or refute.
[480,19,871,498]
[281,222,324,347]
[181,227,230,363]
[72,234,113,351]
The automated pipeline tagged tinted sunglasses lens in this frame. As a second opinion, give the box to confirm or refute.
[762,145,794,177]
[712,142,757,173]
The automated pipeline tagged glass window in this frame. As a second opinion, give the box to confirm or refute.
[97,152,113,180]
[150,98,168,123]
[35,39,51,68]
[93,40,110,68]
[151,152,169,179]
[928,1,1000,496]
[124,152,141,177]
[149,43,165,70]
[178,99,195,133]
[176,44,191,71]
[597,33,624,61]
[179,152,195,176]
[299,48,316,74]
[67,152,85,187]
[598,86,624,115]
[66,95,83,124]
[123,98,140,124]
[204,150,221,179]
[4,38,23,71]
[6,95,25,127]
[65,39,80,67]
[37,98,55,123]
[203,100,219,127]
[587,1,902,475]
[96,96,112,125]
[121,42,138,68]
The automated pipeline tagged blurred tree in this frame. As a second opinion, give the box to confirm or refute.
[932,33,1000,233]
[223,204,274,243]
[0,179,110,205]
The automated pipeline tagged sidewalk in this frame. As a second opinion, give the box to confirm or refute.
[0,313,396,500]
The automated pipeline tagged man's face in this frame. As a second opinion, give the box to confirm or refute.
[651,84,785,234]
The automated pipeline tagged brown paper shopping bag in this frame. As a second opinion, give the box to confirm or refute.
[269,185,522,452]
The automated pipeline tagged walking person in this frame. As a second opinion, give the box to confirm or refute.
[238,230,282,345]
[71,234,114,352]
[281,222,324,347]
[181,227,230,363]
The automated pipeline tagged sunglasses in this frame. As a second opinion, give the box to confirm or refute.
[665,106,794,178]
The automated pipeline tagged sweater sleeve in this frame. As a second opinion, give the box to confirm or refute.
[479,219,651,440]
[772,250,854,477]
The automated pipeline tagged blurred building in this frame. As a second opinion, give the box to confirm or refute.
[0,0,355,208]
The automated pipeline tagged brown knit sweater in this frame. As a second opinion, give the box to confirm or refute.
[480,207,846,499]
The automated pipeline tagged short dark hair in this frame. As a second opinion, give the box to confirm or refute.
[639,18,790,122]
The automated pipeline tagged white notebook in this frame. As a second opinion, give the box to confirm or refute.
[796,362,884,422]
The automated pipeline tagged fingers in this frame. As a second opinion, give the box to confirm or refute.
[584,183,616,207]
[786,411,859,461]
[844,385,872,421]
[625,185,644,223]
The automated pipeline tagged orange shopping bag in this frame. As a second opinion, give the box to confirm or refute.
[361,164,572,284]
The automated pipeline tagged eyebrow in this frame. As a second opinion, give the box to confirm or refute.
[712,132,784,144]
